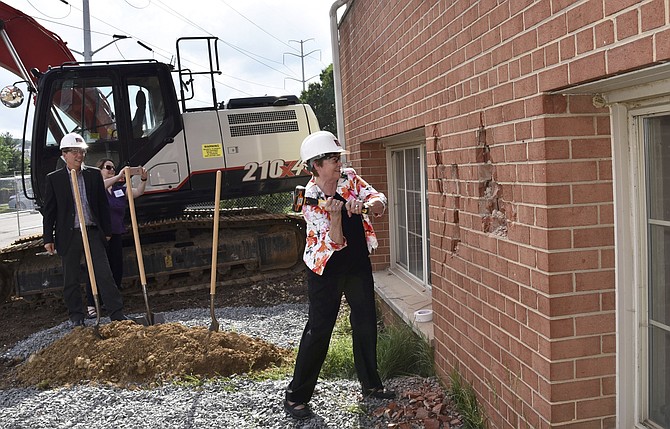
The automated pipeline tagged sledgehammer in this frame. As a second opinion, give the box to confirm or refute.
[291,185,369,214]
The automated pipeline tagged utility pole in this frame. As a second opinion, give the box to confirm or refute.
[82,0,92,62]
[284,39,321,92]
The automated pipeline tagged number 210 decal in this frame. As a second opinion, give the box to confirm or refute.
[242,159,308,182]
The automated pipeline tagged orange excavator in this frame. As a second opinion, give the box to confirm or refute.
[0,1,318,302]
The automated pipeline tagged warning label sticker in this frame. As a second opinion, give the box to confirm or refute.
[202,144,223,158]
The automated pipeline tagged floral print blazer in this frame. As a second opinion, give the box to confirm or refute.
[303,167,387,275]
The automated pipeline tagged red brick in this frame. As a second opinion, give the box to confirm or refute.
[573,226,615,247]
[575,270,615,292]
[514,75,538,98]
[539,64,569,91]
[528,140,570,161]
[570,52,607,85]
[641,0,665,31]
[536,161,599,183]
[538,15,568,45]
[545,42,560,66]
[605,0,643,15]
[513,31,539,58]
[655,28,670,61]
[575,313,615,336]
[567,0,604,32]
[549,317,574,338]
[576,396,616,419]
[524,1,552,28]
[572,183,614,204]
[607,37,654,74]
[546,249,600,271]
[576,28,594,54]
[536,116,597,138]
[559,35,576,61]
[595,20,615,48]
[572,138,612,159]
[552,337,603,364]
[538,205,599,228]
[616,9,639,40]
[550,360,575,381]
[549,293,601,317]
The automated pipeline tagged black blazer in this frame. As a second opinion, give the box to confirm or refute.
[42,166,112,254]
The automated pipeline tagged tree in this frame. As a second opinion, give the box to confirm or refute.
[300,64,336,134]
[0,132,26,176]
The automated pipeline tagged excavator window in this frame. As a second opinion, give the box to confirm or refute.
[127,77,164,141]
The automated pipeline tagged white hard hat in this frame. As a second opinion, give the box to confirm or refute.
[300,130,346,163]
[60,133,88,150]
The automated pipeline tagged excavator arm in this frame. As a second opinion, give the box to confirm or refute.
[0,1,114,146]
[0,1,75,86]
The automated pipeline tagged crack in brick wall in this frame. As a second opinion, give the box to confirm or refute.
[476,122,507,237]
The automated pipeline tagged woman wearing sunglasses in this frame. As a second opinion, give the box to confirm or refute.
[85,159,148,318]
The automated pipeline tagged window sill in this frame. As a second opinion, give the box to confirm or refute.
[373,268,433,342]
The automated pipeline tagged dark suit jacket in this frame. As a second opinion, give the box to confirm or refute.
[42,166,112,254]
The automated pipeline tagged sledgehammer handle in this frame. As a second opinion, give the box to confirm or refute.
[304,196,369,214]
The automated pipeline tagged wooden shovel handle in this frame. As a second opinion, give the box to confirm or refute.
[70,169,98,297]
[210,170,222,295]
[125,167,147,286]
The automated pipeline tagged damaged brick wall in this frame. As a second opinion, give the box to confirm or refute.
[476,117,508,236]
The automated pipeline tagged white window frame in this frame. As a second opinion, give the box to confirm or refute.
[610,87,670,428]
[386,142,431,288]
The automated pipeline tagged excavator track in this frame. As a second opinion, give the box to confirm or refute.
[0,208,306,303]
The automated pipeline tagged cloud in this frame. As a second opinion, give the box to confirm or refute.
[0,0,336,137]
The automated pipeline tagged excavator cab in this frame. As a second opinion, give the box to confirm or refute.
[30,61,182,212]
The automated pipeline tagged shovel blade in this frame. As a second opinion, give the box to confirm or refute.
[132,312,166,326]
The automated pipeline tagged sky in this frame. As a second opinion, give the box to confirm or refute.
[0,0,338,138]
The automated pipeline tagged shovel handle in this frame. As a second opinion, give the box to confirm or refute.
[125,167,147,286]
[70,170,99,298]
[210,170,222,295]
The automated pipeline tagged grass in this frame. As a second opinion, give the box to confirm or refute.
[320,307,435,380]
[450,369,488,429]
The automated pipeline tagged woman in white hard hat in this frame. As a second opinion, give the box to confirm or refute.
[284,131,394,420]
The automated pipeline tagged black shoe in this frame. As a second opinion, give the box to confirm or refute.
[69,319,85,329]
[283,399,313,420]
[362,386,396,399]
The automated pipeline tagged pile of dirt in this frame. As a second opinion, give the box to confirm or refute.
[15,321,291,388]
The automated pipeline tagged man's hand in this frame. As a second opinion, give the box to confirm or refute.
[44,243,55,255]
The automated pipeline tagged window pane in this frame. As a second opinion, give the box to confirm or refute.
[649,225,670,326]
[646,116,670,221]
[391,145,428,284]
[649,325,670,427]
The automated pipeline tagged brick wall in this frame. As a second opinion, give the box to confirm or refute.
[338,1,668,427]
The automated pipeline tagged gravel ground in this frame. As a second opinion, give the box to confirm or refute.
[0,304,438,428]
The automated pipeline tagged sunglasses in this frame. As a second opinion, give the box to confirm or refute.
[320,153,341,163]
[103,165,116,171]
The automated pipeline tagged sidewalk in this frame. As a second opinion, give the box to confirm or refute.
[0,210,42,248]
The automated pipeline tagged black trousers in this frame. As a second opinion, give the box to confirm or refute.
[286,260,383,404]
[62,228,124,322]
[86,233,123,306]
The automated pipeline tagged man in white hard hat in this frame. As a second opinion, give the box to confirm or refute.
[42,133,130,327]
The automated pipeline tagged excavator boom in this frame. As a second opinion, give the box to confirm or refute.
[0,1,75,85]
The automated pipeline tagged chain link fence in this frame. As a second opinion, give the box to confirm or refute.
[187,191,297,214]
